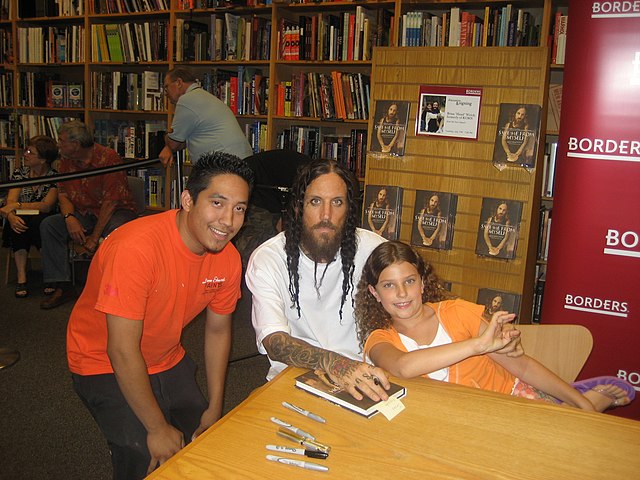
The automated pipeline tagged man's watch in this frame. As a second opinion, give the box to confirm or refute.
[63,213,75,220]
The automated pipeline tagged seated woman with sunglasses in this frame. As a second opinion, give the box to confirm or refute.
[1,136,59,298]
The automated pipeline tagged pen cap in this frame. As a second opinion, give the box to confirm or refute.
[306,450,329,459]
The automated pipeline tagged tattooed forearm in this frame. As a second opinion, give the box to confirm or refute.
[263,331,353,373]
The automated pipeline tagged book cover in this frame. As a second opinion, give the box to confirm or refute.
[67,84,83,108]
[476,288,522,321]
[410,190,458,250]
[361,185,403,240]
[548,84,562,130]
[295,370,406,418]
[51,83,66,108]
[370,100,410,156]
[475,197,523,260]
[492,103,541,169]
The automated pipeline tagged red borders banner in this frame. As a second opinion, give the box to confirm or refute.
[542,1,640,419]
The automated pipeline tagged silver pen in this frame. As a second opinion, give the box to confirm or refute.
[270,416,315,440]
[276,428,331,453]
[282,401,327,423]
[266,454,329,472]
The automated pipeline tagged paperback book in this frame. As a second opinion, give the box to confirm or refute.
[476,288,522,321]
[492,103,541,169]
[361,185,404,240]
[475,198,523,260]
[370,100,410,156]
[295,370,407,418]
[410,190,458,250]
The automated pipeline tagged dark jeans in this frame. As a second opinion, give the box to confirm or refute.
[40,209,137,283]
[72,355,208,480]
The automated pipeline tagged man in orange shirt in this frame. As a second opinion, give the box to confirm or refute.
[67,152,254,480]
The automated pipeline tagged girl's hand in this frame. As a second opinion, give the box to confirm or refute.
[476,311,519,354]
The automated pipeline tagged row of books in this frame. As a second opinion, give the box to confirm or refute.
[321,129,368,178]
[244,121,268,155]
[177,0,268,7]
[18,74,83,108]
[0,29,11,64]
[93,119,166,160]
[132,167,166,208]
[400,6,540,48]
[0,118,17,148]
[19,0,83,18]
[19,114,80,142]
[541,141,558,198]
[275,125,369,176]
[175,14,271,62]
[0,72,12,107]
[537,205,552,262]
[0,154,17,185]
[551,11,568,65]
[0,0,10,20]
[279,7,391,62]
[90,22,169,63]
[201,67,268,116]
[92,0,168,14]
[17,26,85,64]
[276,71,370,121]
[91,71,164,112]
[361,187,524,260]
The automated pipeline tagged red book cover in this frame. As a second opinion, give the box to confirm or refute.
[347,12,355,61]
[229,75,238,114]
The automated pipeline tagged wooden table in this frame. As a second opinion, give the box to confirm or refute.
[148,367,640,479]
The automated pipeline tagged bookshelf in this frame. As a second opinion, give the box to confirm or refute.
[1,0,563,299]
[533,0,567,323]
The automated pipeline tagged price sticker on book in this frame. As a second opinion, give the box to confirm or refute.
[377,396,405,421]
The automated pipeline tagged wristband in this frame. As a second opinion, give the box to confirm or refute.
[63,213,75,220]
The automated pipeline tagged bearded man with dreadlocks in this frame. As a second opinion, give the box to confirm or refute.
[245,159,391,402]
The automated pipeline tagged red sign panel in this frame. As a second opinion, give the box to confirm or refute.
[542,1,640,419]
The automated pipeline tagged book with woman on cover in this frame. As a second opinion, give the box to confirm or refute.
[295,369,406,418]
[475,198,523,260]
[492,103,542,169]
[476,288,522,321]
[370,100,410,156]
[410,190,458,250]
[362,185,404,240]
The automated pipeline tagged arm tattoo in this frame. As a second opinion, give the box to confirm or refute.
[263,332,357,376]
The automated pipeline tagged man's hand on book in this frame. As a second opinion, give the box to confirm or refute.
[326,357,390,402]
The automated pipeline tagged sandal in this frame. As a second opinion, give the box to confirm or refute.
[15,282,28,298]
[43,284,56,296]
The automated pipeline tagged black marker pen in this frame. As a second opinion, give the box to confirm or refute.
[266,444,329,459]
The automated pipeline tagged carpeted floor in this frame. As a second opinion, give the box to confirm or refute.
[0,248,269,479]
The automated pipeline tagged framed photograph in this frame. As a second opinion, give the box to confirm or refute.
[416,85,482,140]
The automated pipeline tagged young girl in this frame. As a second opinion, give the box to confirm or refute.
[354,241,635,412]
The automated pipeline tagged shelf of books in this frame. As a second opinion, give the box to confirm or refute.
[532,1,567,323]
[0,0,564,215]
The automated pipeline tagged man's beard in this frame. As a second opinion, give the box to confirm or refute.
[301,220,344,263]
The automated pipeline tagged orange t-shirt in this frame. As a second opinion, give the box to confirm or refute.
[67,209,242,376]
[364,299,515,394]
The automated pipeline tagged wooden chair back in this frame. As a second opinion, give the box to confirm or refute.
[518,324,593,383]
